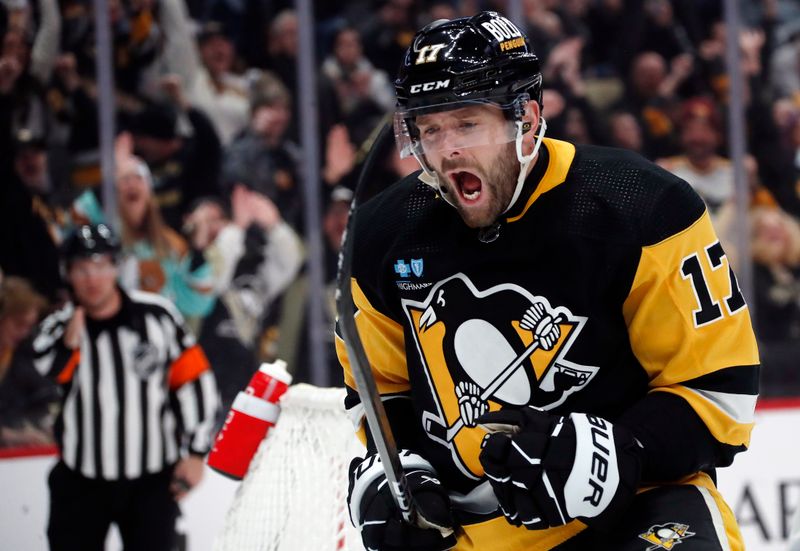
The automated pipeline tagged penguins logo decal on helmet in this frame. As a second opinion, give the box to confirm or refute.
[393,11,547,215]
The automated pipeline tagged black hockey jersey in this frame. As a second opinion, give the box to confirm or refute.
[336,138,759,550]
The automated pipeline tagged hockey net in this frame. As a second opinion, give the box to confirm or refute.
[214,384,365,551]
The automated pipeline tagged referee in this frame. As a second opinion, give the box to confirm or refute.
[32,224,220,551]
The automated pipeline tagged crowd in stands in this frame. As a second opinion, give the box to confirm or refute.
[1,0,799,447]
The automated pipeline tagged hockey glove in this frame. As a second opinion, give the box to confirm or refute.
[348,450,457,551]
[477,408,643,532]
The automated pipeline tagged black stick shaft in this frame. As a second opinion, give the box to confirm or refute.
[336,123,416,524]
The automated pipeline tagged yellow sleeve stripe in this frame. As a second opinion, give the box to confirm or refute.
[337,278,410,395]
[652,386,754,447]
[506,138,576,223]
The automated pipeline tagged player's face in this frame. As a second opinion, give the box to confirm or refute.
[416,105,520,228]
[68,255,119,313]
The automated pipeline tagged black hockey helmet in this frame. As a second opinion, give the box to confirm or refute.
[61,224,121,268]
[394,11,543,164]
[395,11,542,111]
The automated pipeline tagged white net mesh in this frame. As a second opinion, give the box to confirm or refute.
[214,384,365,551]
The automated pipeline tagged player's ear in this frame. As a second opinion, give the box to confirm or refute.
[519,100,540,156]
[523,100,540,133]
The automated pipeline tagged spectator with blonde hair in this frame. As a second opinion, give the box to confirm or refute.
[115,155,215,329]
[751,206,800,342]
[0,275,57,447]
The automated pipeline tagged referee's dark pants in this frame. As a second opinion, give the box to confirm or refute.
[47,461,180,551]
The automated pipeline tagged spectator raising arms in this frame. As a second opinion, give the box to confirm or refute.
[185,186,303,411]
[115,155,215,329]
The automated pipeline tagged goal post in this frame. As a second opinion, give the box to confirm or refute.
[214,384,365,551]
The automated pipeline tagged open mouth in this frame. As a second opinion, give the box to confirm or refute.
[122,190,143,203]
[449,171,483,203]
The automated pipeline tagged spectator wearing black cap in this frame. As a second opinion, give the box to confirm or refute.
[322,186,353,286]
[0,128,66,302]
[129,99,223,231]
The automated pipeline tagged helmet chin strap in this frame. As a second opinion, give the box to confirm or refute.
[503,117,547,214]
[415,117,548,214]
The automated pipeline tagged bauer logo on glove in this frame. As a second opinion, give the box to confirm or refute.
[477,407,644,531]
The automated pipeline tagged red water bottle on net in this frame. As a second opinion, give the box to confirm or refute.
[207,360,293,479]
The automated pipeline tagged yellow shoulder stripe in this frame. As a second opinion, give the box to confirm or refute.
[506,137,576,223]
[337,278,410,395]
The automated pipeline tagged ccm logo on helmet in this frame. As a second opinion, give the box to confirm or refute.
[409,79,451,94]
[480,16,522,43]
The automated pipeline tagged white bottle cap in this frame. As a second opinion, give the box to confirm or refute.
[258,359,293,385]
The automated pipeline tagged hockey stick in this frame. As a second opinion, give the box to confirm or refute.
[335,122,419,527]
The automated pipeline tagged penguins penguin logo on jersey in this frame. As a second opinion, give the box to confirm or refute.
[638,523,695,550]
[401,273,599,479]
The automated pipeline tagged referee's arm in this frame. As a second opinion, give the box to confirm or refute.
[32,305,80,383]
[168,336,220,456]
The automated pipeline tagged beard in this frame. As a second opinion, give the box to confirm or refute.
[434,142,520,228]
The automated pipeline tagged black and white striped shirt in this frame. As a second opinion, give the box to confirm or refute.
[33,289,219,480]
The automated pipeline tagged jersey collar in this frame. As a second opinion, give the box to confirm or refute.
[504,137,576,224]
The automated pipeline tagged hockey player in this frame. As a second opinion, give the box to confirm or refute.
[339,11,759,551]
